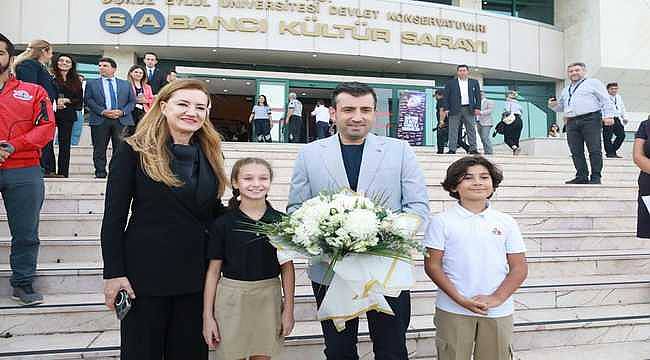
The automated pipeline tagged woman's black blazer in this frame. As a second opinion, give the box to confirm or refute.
[15,59,58,102]
[101,141,226,296]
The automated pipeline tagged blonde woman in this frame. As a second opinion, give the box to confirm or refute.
[101,79,228,360]
[14,39,59,175]
[503,90,524,155]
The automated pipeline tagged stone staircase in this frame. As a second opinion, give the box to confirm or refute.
[1,143,649,359]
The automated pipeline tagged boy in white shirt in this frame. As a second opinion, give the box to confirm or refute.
[424,156,528,360]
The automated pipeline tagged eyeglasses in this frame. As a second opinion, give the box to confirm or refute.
[58,59,72,64]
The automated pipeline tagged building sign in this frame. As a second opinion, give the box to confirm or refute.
[100,7,166,34]
[98,0,489,54]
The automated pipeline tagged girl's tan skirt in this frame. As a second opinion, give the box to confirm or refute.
[211,277,284,360]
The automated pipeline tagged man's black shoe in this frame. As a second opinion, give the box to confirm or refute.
[446,151,456,154]
[606,153,622,158]
[565,178,589,184]
[469,150,480,155]
[95,173,107,179]
[588,178,602,184]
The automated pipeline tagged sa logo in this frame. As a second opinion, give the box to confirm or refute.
[100,7,165,35]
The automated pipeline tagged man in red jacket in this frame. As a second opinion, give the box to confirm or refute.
[0,33,55,305]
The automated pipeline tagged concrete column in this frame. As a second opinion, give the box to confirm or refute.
[102,49,136,79]
[452,0,482,11]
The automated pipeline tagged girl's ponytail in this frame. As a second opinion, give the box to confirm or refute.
[228,188,241,210]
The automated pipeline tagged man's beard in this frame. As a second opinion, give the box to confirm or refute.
[0,61,9,76]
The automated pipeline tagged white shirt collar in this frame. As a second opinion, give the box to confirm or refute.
[453,201,492,218]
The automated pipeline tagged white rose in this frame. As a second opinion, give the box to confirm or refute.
[343,208,379,243]
[384,213,422,239]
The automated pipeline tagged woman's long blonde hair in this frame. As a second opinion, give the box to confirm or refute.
[125,79,228,197]
[14,39,51,69]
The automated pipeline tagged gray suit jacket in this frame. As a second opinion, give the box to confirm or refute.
[287,133,430,283]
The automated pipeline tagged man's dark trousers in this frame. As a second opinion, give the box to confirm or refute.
[91,119,124,177]
[603,117,625,156]
[448,106,477,152]
[316,122,330,140]
[566,111,603,181]
[312,282,411,360]
[288,115,304,143]
[1,166,44,288]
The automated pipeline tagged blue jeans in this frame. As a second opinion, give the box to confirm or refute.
[316,122,330,139]
[0,166,44,287]
[71,111,84,146]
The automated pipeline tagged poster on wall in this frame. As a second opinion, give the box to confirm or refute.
[397,90,426,146]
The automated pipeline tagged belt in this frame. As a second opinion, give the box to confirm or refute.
[461,105,470,107]
[567,110,601,120]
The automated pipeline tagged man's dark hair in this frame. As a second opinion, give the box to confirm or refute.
[606,82,618,89]
[331,82,377,109]
[457,64,469,71]
[567,62,586,69]
[144,52,158,60]
[441,156,503,200]
[0,33,15,56]
[98,57,117,68]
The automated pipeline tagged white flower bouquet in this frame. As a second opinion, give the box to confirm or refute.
[244,190,423,331]
[251,189,422,263]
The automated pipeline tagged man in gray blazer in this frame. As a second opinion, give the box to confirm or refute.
[287,82,430,360]
[84,57,135,178]
[477,91,495,155]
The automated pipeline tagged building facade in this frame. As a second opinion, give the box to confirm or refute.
[2,0,647,144]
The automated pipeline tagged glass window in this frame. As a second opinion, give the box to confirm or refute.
[415,0,453,4]
[482,0,554,25]
[373,88,393,138]
[484,79,556,139]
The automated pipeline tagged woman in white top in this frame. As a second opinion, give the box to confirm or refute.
[503,91,524,155]
[249,95,272,142]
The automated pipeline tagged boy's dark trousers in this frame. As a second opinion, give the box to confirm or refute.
[602,117,625,156]
[312,282,411,360]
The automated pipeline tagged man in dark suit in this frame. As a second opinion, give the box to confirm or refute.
[143,52,167,94]
[84,57,135,178]
[441,64,481,154]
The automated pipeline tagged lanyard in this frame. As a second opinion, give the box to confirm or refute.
[568,78,586,106]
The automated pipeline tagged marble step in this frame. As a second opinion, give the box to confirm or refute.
[2,251,649,296]
[0,211,634,238]
[62,154,640,176]
[1,231,645,265]
[514,341,650,360]
[0,193,638,216]
[31,177,639,199]
[2,304,650,359]
[70,143,640,166]
[3,275,650,336]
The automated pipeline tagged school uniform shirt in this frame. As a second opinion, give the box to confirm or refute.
[207,205,284,281]
[423,203,526,318]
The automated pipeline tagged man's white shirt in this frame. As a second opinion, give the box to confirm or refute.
[458,78,470,105]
